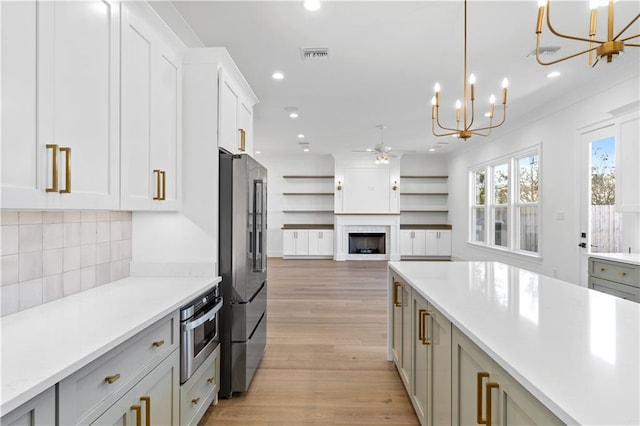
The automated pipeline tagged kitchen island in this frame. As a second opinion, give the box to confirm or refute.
[1,275,220,420]
[388,261,639,425]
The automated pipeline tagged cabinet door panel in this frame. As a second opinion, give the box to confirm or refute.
[437,230,452,256]
[282,231,296,256]
[120,8,152,210]
[39,0,120,209]
[400,284,412,387]
[430,304,452,425]
[219,72,239,154]
[412,294,428,424]
[151,49,179,209]
[413,230,427,256]
[238,101,253,154]
[400,230,414,256]
[1,1,43,208]
[391,279,403,366]
[295,230,309,255]
[425,231,438,256]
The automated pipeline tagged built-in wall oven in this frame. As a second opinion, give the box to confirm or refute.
[180,285,223,384]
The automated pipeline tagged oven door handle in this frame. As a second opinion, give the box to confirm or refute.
[182,299,223,331]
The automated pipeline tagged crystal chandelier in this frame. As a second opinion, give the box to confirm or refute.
[431,0,508,141]
[536,0,640,67]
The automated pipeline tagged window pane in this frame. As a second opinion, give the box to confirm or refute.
[518,154,539,203]
[519,205,538,252]
[475,170,486,205]
[473,207,485,242]
[494,206,508,247]
[494,163,508,204]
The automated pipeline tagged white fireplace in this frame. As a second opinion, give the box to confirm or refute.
[334,214,401,261]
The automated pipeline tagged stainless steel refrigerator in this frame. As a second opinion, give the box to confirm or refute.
[218,153,267,397]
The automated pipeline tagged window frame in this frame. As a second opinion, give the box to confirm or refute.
[468,145,542,258]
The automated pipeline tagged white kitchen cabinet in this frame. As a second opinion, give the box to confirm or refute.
[92,350,179,426]
[120,5,180,211]
[308,230,334,256]
[0,387,55,426]
[282,230,309,256]
[219,68,257,155]
[400,230,427,257]
[616,114,640,213]
[451,328,562,426]
[390,276,412,389]
[1,0,120,210]
[425,230,451,257]
[411,293,451,426]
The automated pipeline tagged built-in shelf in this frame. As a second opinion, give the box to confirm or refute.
[400,224,452,230]
[400,175,448,179]
[283,192,334,196]
[400,192,448,195]
[283,175,335,179]
[282,210,334,213]
[400,209,448,213]
[281,224,334,230]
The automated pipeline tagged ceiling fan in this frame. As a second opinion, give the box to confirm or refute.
[352,125,410,163]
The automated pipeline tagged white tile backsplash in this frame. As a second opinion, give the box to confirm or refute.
[1,225,19,255]
[1,210,131,316]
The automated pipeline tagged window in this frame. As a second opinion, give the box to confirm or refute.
[469,147,540,256]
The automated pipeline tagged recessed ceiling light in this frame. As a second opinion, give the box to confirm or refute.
[429,148,436,152]
[546,71,561,78]
[365,148,373,152]
[303,148,310,152]
[289,112,299,119]
[255,151,261,154]
[297,134,305,138]
[272,72,284,80]
[303,0,321,11]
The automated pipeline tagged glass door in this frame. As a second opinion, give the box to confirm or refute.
[579,125,623,286]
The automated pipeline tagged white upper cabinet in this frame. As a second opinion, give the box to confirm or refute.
[218,67,257,155]
[1,0,120,209]
[120,5,181,211]
[616,114,640,213]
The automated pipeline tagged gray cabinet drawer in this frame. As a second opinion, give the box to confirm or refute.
[589,259,639,286]
[589,277,640,302]
[59,312,179,425]
[180,344,220,426]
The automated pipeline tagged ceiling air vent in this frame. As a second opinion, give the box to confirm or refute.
[527,45,561,57]
[301,47,329,61]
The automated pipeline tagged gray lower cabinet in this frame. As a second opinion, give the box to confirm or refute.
[179,345,220,426]
[0,387,55,426]
[391,277,413,388]
[588,257,640,302]
[451,328,563,426]
[92,350,180,425]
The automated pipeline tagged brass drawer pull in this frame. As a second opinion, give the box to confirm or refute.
[485,382,499,425]
[152,340,165,348]
[421,310,431,345]
[153,169,162,200]
[59,147,71,193]
[46,144,59,192]
[620,272,627,277]
[600,267,606,272]
[131,404,142,426]
[238,128,246,152]
[207,377,215,384]
[160,170,166,200]
[393,281,401,307]
[191,397,200,405]
[104,373,121,384]
[140,396,151,426]
[477,372,489,424]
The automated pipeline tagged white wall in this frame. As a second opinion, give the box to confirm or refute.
[447,73,640,285]
[258,153,334,257]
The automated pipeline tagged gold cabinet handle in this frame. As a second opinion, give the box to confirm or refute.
[421,310,431,345]
[238,128,246,152]
[130,404,142,426]
[46,144,59,192]
[104,373,121,384]
[191,397,200,405]
[160,170,166,200]
[393,281,401,307]
[476,372,489,424]
[485,382,499,426]
[152,340,165,348]
[59,146,71,193]
[600,267,606,272]
[207,377,215,384]
[153,169,162,200]
[418,309,426,343]
[620,271,627,276]
[140,396,151,426]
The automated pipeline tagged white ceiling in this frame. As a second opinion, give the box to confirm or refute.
[155,0,640,158]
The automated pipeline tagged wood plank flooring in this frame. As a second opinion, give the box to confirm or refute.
[199,258,419,425]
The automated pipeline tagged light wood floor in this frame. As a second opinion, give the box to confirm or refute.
[199,258,419,425]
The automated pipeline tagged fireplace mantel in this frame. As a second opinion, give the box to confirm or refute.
[334,214,401,261]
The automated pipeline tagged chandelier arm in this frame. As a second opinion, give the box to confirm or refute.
[431,119,458,137]
[434,109,460,133]
[620,33,640,42]
[536,33,600,66]
[470,108,507,133]
[465,99,476,132]
[546,0,605,44]
[613,13,640,41]
[624,42,640,47]
[470,128,492,137]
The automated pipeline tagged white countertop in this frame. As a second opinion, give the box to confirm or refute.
[587,252,640,266]
[0,275,220,415]
[388,261,640,426]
